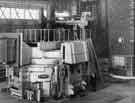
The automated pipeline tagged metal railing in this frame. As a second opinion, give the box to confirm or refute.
[17,29,92,43]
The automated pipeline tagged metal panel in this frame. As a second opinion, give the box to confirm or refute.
[108,0,135,76]
[0,39,7,63]
[0,38,16,64]
[0,33,21,66]
[108,0,134,55]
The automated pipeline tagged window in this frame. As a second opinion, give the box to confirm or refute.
[11,8,18,19]
[0,7,10,19]
[31,9,39,19]
[25,9,32,19]
[16,8,25,19]
[0,7,39,20]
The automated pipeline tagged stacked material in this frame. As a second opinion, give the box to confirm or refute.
[42,50,61,59]
[31,58,59,65]
[22,44,60,66]
[61,41,88,64]
[40,41,61,51]
[31,47,61,65]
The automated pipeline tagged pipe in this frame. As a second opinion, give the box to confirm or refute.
[110,74,135,80]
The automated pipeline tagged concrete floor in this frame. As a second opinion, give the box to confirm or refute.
[0,82,135,103]
[69,82,135,103]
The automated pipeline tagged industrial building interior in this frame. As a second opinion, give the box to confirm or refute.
[0,0,135,103]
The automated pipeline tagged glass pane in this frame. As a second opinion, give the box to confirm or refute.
[16,8,25,19]
[11,8,18,19]
[0,8,3,18]
[0,7,6,19]
[1,7,10,19]
[25,9,31,19]
[0,7,39,20]
[30,9,39,19]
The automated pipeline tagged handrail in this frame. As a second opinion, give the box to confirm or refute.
[16,29,92,43]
